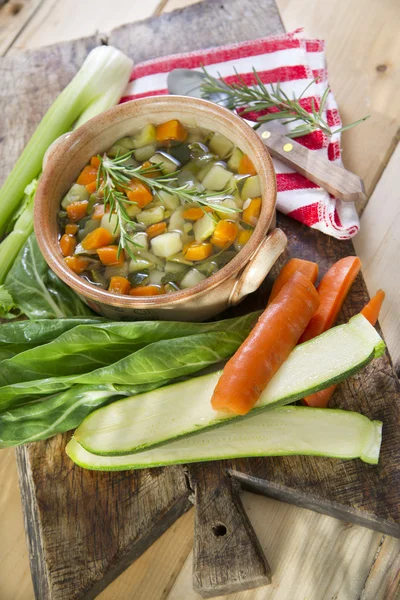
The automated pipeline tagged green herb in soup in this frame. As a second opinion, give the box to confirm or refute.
[58,120,261,296]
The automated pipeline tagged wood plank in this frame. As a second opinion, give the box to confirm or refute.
[354,143,400,373]
[276,0,400,210]
[0,0,43,56]
[360,535,400,600]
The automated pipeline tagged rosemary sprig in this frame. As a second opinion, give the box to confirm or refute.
[201,67,370,139]
[97,152,239,258]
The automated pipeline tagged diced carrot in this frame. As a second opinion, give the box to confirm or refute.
[242,197,262,226]
[66,200,89,222]
[361,289,385,325]
[97,245,124,266]
[90,156,101,168]
[60,233,77,257]
[268,258,319,304]
[238,155,257,175]
[182,207,212,220]
[76,165,98,186]
[127,179,153,208]
[65,256,89,274]
[156,120,188,144]
[299,256,362,343]
[129,285,165,296]
[86,180,98,194]
[236,228,252,248]
[108,276,131,295]
[65,224,78,235]
[82,227,114,250]
[146,222,167,240]
[141,161,162,178]
[184,241,213,261]
[211,272,320,415]
[303,289,385,408]
[92,204,105,220]
[211,220,239,248]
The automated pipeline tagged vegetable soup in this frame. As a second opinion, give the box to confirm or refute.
[58,120,262,296]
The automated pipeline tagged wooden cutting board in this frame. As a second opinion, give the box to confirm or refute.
[1,0,399,598]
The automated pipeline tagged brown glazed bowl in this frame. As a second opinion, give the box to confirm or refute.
[34,96,286,321]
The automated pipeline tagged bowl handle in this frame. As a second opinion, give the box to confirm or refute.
[42,133,71,170]
[229,228,287,306]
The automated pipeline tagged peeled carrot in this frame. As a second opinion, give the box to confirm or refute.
[184,241,213,261]
[127,180,153,208]
[156,120,187,144]
[66,200,89,222]
[85,180,98,194]
[60,234,77,257]
[268,258,319,304]
[97,245,124,266]
[92,204,106,220]
[90,156,101,168]
[82,227,114,250]
[299,256,361,344]
[236,228,252,248]
[182,207,210,221]
[242,197,262,226]
[129,285,165,296]
[146,222,167,240]
[211,220,239,248]
[108,276,131,295]
[303,289,385,408]
[238,155,257,175]
[65,256,89,274]
[141,161,162,178]
[211,271,320,415]
[65,224,78,235]
[76,165,98,186]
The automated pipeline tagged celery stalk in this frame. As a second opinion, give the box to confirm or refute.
[0,46,133,237]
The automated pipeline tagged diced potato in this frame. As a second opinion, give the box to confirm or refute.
[100,213,120,238]
[62,184,89,209]
[148,270,165,285]
[149,152,180,175]
[126,203,142,218]
[132,124,157,149]
[134,143,157,162]
[183,222,193,234]
[180,268,206,289]
[168,207,185,232]
[202,164,232,191]
[193,213,216,242]
[151,232,183,258]
[137,206,165,227]
[129,258,154,273]
[215,198,240,220]
[157,190,180,210]
[208,133,234,159]
[227,148,244,173]
[186,127,210,144]
[241,175,261,200]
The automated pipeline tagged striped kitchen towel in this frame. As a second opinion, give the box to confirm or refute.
[120,32,359,240]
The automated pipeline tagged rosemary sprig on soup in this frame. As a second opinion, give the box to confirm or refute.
[58,120,262,296]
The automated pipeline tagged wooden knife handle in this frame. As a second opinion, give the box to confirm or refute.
[190,465,271,598]
[257,127,366,204]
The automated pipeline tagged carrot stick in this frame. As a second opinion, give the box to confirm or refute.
[268,258,319,304]
[303,289,385,408]
[299,256,361,344]
[211,272,320,415]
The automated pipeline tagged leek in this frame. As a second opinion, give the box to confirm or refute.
[0,45,133,237]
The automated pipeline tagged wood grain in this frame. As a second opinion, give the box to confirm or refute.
[0,0,43,56]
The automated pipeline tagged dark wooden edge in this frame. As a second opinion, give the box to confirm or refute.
[230,470,400,539]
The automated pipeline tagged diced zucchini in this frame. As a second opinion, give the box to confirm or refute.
[151,232,183,258]
[136,249,165,268]
[126,231,148,254]
[148,270,165,285]
[61,184,89,208]
[168,252,193,266]
[157,190,180,210]
[108,137,135,156]
[208,133,234,159]
[241,175,261,200]
[227,148,244,173]
[77,219,99,242]
[133,143,157,162]
[183,222,193,234]
[196,162,215,183]
[165,261,188,274]
[196,261,218,276]
[137,206,165,227]
[128,272,149,286]
[125,203,141,218]
[129,258,153,273]
[149,152,180,175]
[186,127,210,144]
[202,164,232,191]
[193,213,216,241]
[180,268,206,289]
[168,207,185,232]
[176,169,201,189]
[101,213,120,238]
[104,263,129,279]
[215,198,240,220]
[165,282,181,294]
[132,124,157,149]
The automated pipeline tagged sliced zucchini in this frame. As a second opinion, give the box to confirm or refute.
[180,268,206,289]
[132,124,157,149]
[137,206,165,227]
[157,190,180,210]
[100,213,120,238]
[129,258,153,273]
[149,152,180,175]
[168,207,185,232]
[227,148,244,173]
[208,133,234,159]
[241,175,261,200]
[61,184,89,209]
[202,164,232,191]
[148,270,165,285]
[215,198,240,220]
[193,213,216,241]
[67,406,382,470]
[133,143,157,162]
[74,314,385,456]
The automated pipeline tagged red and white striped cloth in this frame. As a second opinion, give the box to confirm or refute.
[120,32,359,240]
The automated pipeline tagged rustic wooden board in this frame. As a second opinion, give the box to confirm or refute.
[0,0,399,598]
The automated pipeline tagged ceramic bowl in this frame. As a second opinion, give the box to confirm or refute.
[34,96,286,321]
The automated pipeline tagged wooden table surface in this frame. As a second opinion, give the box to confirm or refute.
[0,0,399,599]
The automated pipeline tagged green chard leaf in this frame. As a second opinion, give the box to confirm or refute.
[0,285,20,320]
